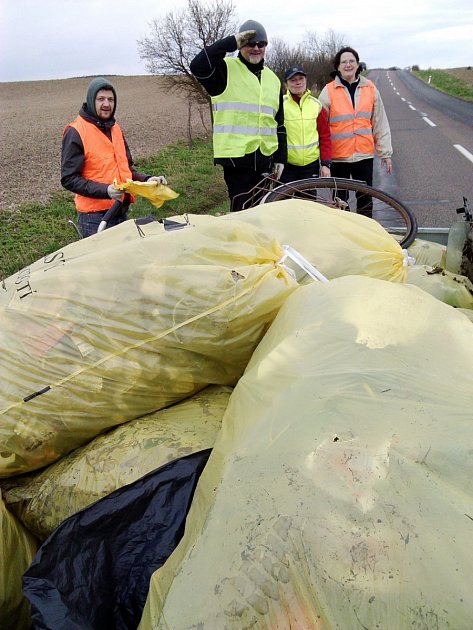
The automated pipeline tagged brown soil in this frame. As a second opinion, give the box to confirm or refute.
[444,67,473,85]
[0,75,211,211]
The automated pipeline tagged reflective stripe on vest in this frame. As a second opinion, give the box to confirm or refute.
[283,91,321,166]
[327,80,375,159]
[66,116,133,213]
[212,101,276,116]
[211,57,280,158]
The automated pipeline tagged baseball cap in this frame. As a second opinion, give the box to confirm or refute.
[284,66,307,81]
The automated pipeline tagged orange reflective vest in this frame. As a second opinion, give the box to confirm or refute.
[65,116,133,212]
[327,80,375,159]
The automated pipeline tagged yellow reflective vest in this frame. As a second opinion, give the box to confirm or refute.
[284,89,321,166]
[211,57,280,158]
[327,79,375,159]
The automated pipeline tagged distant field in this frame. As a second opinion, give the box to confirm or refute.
[413,67,473,102]
[444,67,473,86]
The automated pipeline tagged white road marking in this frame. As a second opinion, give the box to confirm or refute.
[401,97,406,101]
[422,117,436,127]
[454,144,473,163]
[409,105,416,110]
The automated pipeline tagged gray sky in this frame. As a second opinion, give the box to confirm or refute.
[1,0,472,82]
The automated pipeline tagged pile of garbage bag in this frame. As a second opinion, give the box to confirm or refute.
[139,276,473,629]
[1,386,232,541]
[0,216,298,477]
[1,200,472,629]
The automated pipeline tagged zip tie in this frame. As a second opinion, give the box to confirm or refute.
[23,386,51,403]
[278,245,329,283]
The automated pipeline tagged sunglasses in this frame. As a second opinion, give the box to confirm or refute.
[246,41,267,49]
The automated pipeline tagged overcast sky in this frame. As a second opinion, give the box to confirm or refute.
[1,0,472,82]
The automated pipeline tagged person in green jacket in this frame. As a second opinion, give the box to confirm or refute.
[280,66,332,184]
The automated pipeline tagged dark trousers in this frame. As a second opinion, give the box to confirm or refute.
[222,166,267,212]
[77,210,128,238]
[279,161,320,184]
[330,159,374,216]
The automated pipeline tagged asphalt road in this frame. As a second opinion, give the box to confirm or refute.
[368,69,473,228]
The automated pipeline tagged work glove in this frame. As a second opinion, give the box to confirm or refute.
[148,175,168,185]
[272,163,284,181]
[235,29,256,49]
[107,183,124,200]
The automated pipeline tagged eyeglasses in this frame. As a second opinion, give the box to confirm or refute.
[245,41,267,49]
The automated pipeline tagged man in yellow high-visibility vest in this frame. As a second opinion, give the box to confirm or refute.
[191,20,287,212]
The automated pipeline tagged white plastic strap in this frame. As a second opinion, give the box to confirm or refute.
[278,245,329,283]
[402,248,415,267]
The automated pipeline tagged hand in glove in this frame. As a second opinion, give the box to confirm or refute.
[148,175,168,185]
[107,183,124,200]
[235,29,257,49]
[272,163,284,180]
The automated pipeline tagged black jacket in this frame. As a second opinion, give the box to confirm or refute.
[190,35,287,170]
[61,105,149,200]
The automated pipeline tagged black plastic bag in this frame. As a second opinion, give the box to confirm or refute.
[23,449,211,630]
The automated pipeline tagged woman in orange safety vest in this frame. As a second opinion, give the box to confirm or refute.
[319,47,392,217]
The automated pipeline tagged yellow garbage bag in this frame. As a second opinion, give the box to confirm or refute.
[114,178,179,208]
[407,264,473,309]
[71,199,408,283]
[407,237,447,267]
[0,492,38,630]
[170,199,409,282]
[0,217,298,477]
[457,307,473,322]
[1,385,232,541]
[139,277,473,630]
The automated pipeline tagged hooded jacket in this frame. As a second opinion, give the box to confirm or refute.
[61,78,148,212]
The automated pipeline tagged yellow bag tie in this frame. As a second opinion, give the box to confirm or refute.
[114,178,179,208]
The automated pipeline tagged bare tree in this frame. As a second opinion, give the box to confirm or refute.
[265,38,304,79]
[137,0,237,106]
[302,29,347,91]
[267,29,347,94]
